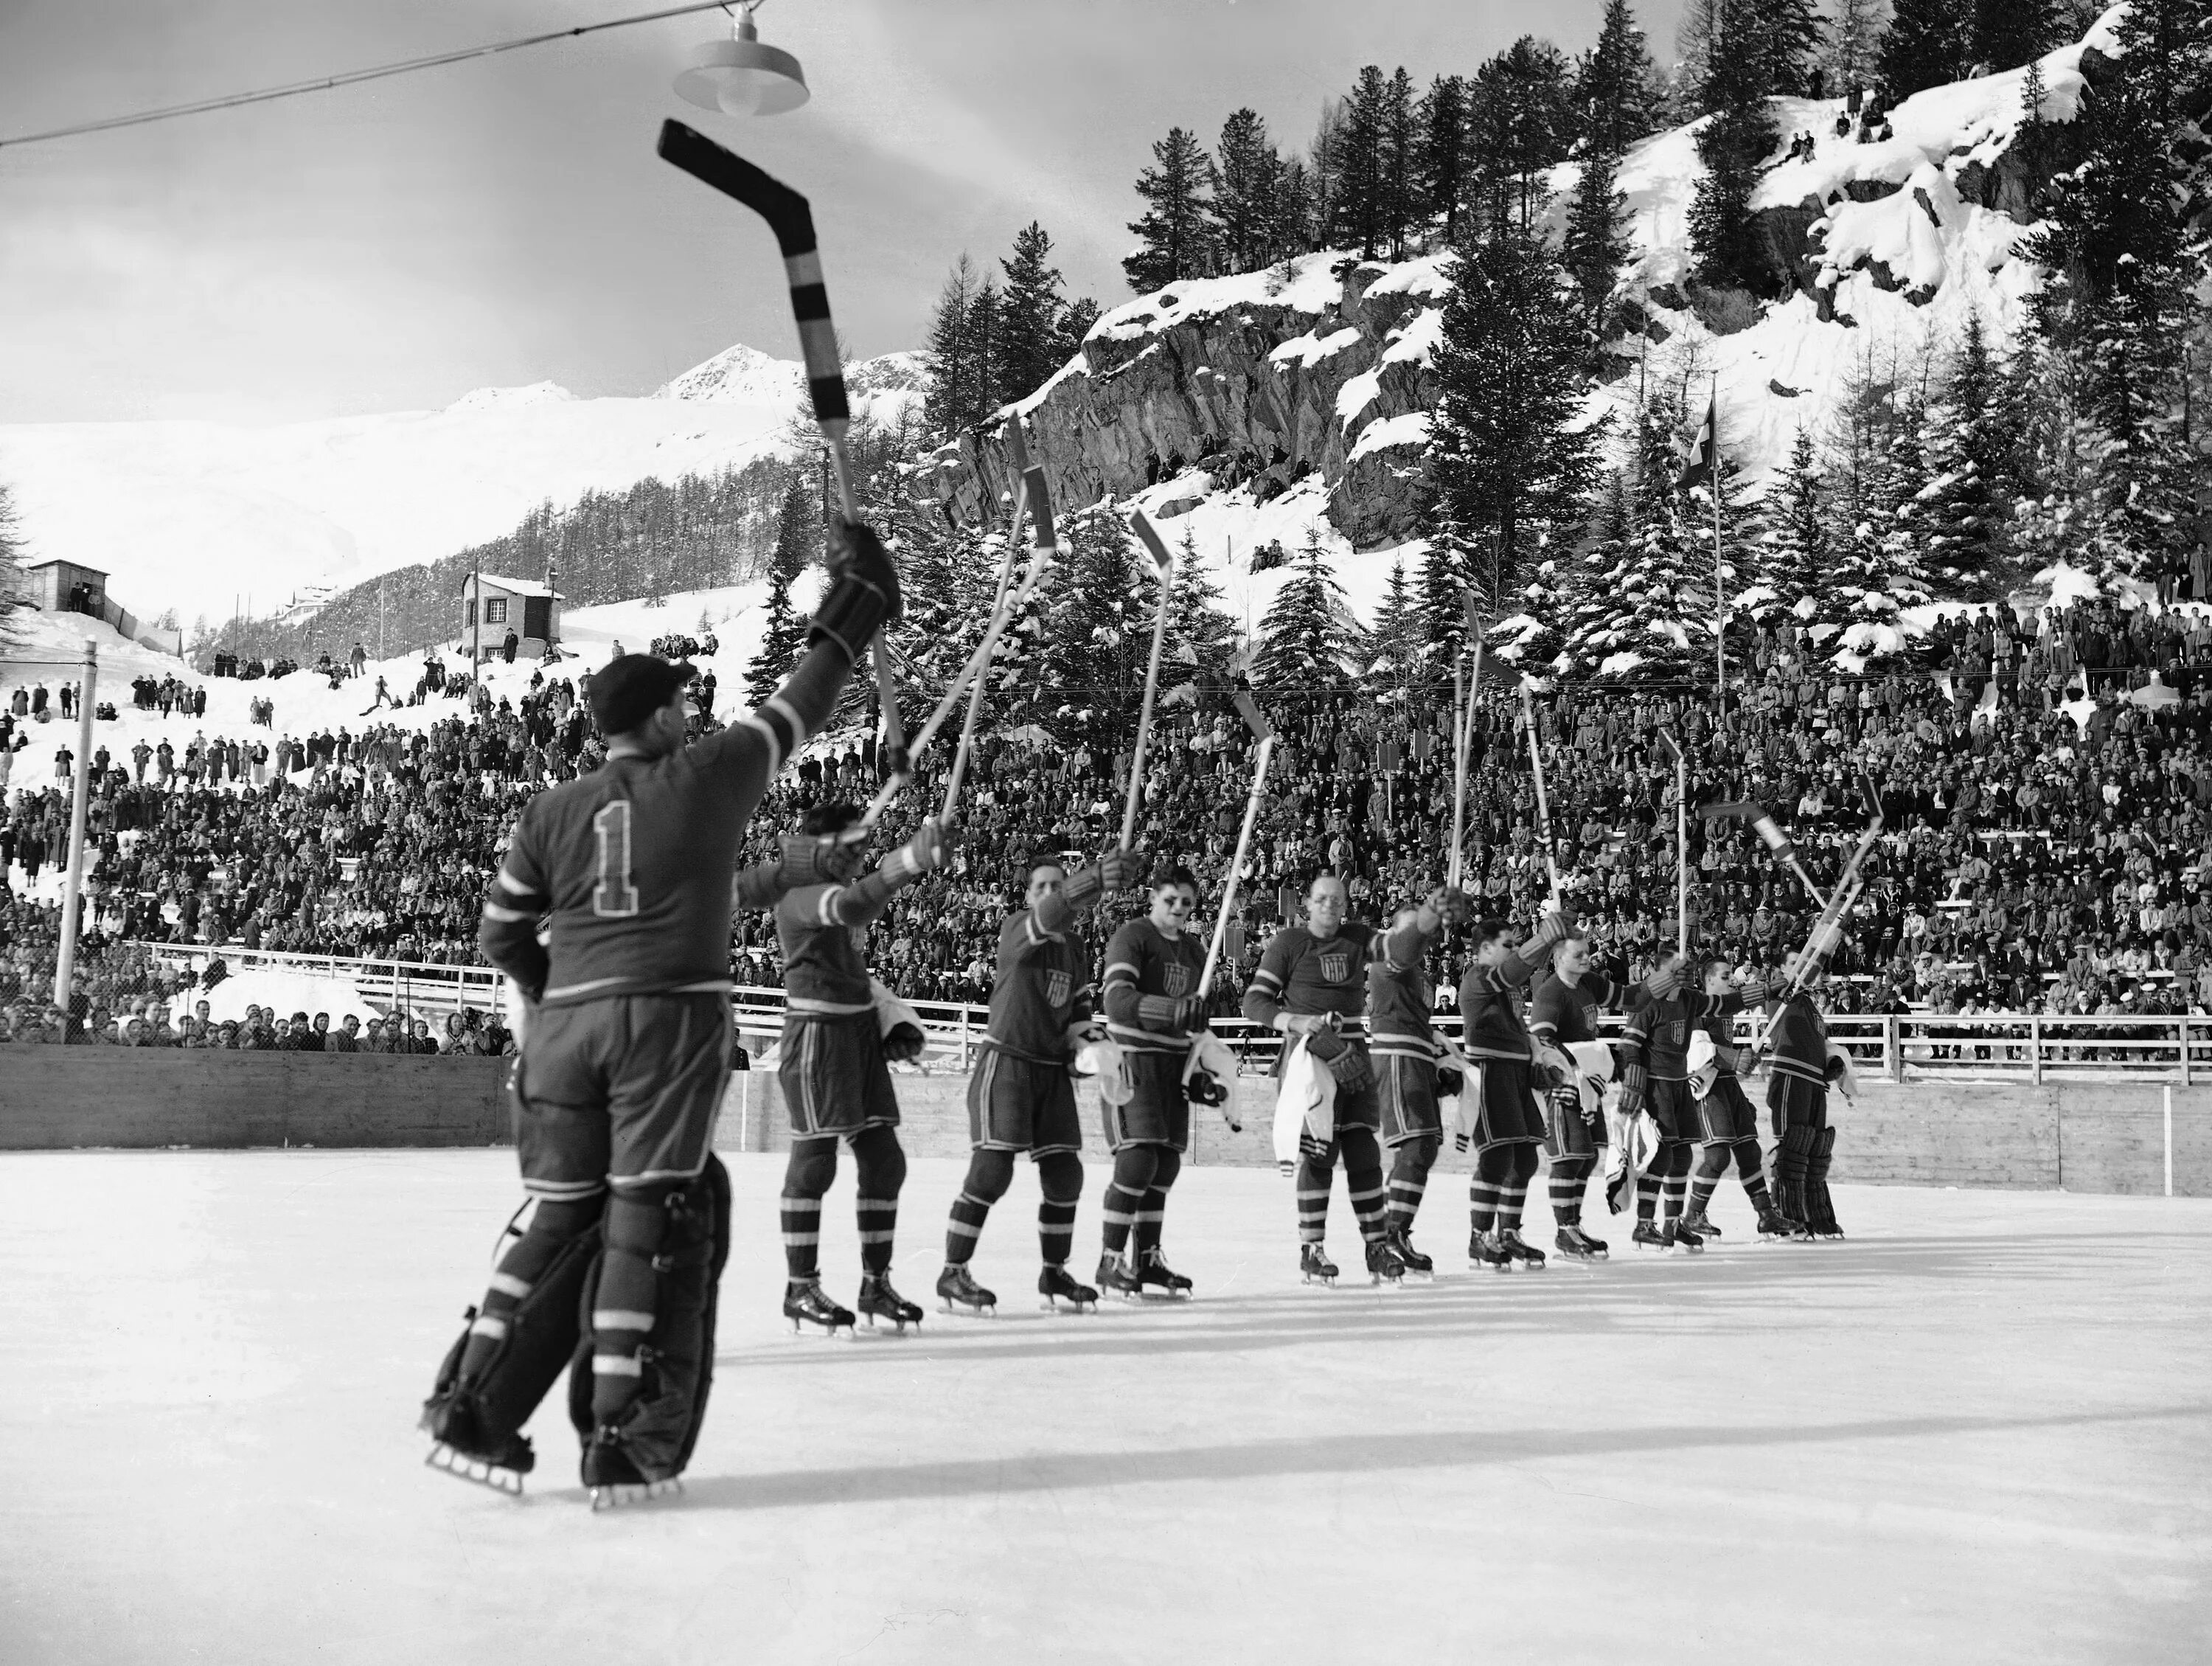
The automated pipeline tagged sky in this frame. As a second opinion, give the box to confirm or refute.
[0,0,1687,427]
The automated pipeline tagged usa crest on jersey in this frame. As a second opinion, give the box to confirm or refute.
[1320,951,1351,984]
[1045,968,1072,1010]
[1164,964,1192,996]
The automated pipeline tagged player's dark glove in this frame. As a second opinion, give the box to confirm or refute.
[809,519,902,663]
[1618,1061,1649,1117]
[777,834,861,889]
[1436,1066,1465,1099]
[1423,884,1472,926]
[1525,903,1577,957]
[1098,845,1143,893]
[881,1021,928,1063]
[1135,993,1202,1032]
[1640,957,1683,1002]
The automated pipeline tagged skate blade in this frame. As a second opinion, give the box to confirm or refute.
[423,1443,525,1497]
[860,1313,919,1335]
[940,1299,996,1317]
[1040,1295,1098,1313]
[590,1476,683,1513]
[1302,1274,1337,1287]
[787,1318,856,1339]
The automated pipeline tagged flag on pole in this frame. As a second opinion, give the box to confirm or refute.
[1677,388,1719,493]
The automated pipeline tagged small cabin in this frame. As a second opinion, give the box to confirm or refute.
[24,558,108,617]
[460,574,563,659]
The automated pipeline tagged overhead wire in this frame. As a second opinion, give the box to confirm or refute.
[0,0,742,150]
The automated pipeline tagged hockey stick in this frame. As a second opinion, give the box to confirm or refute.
[655,118,907,778]
[1658,729,1687,959]
[942,416,1058,819]
[1520,681,1566,909]
[1781,807,1885,995]
[1120,509,1176,852]
[858,476,1032,827]
[1185,709,1276,1124]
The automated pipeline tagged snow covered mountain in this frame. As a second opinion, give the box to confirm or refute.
[0,348,921,628]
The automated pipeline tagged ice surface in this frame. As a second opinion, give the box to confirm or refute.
[5,1149,2207,1665]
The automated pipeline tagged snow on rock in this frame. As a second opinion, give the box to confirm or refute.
[1346,412,1430,465]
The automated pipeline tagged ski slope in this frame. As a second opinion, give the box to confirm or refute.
[3,1148,2205,1665]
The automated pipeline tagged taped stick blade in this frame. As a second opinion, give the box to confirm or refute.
[655,121,815,254]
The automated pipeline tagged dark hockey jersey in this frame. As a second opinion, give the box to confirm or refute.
[1366,915,1439,1061]
[1528,971,1626,1049]
[984,906,1096,1063]
[775,886,874,1013]
[1765,990,1829,1091]
[1244,923,1378,1030]
[1102,920,1207,1057]
[1457,962,1537,1064]
[1622,989,1747,1080]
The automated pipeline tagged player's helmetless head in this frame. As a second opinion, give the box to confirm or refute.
[1025,862,1066,909]
[1554,932,1592,981]
[1149,866,1199,934]
[1307,874,1346,935]
[1703,958,1733,994]
[1474,917,1514,968]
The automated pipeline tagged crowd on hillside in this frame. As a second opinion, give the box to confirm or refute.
[9,594,2212,1044]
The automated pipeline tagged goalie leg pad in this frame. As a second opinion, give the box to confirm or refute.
[1773,1124,1819,1224]
[422,1194,604,1468]
[568,1162,726,1488]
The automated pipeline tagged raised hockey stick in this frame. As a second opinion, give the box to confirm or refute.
[656,118,907,777]
[941,416,1059,819]
[1658,729,1687,959]
[858,476,1033,827]
[1120,510,1177,852]
[1184,683,1277,1123]
[1520,681,1566,909]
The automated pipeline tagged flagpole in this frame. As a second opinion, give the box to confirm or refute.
[1711,372,1725,721]
[1659,729,1686,960]
[1450,655,1467,890]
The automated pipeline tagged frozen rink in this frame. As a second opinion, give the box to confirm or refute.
[6,1150,2209,1665]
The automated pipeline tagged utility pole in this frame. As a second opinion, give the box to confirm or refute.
[53,638,99,1032]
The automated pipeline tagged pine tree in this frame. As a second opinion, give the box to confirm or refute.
[997,223,1071,404]
[1381,67,1419,260]
[1366,558,1424,695]
[743,475,815,704]
[1124,127,1215,291]
[1467,38,1574,233]
[1334,66,1392,257]
[1561,145,1629,338]
[1576,0,1664,156]
[1058,297,1102,362]
[0,482,27,653]
[1252,523,1364,712]
[922,255,1002,436]
[1974,0,2055,73]
[1167,527,1239,687]
[1760,429,1829,622]
[1690,23,1781,291]
[1825,0,1889,96]
[1425,220,1598,605]
[1416,75,1470,243]
[1921,313,2020,594]
[1210,108,1281,275]
[1416,540,1474,664]
[1878,0,1968,97]
[1040,506,1149,747]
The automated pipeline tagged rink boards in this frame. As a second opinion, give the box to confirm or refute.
[2,1045,2209,1194]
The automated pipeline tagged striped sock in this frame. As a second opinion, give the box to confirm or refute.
[945,1190,991,1266]
[1635,1171,1661,1222]
[1548,1158,1590,1226]
[1100,1182,1143,1255]
[1661,1173,1688,1225]
[1135,1189,1167,1257]
[856,1194,897,1275]
[1295,1154,1332,1245]
[1498,1179,1529,1232]
[1688,1171,1721,1217]
[1741,1168,1773,1211]
[1348,1172,1388,1243]
[1469,1178,1502,1235]
[1386,1173,1427,1232]
[1038,1198,1077,1268]
[780,1195,821,1280]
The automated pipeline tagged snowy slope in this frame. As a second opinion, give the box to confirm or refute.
[0,349,919,629]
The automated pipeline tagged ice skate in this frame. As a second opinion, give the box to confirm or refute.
[422,1431,532,1497]
[1038,1263,1098,1313]
[857,1272,924,1333]
[783,1277,855,1336]
[1363,1237,1406,1286]
[1756,1204,1809,1243]
[582,1433,684,1512]
[1385,1224,1434,1279]
[936,1263,997,1316]
[1299,1242,1339,1286]
[1137,1249,1194,1299]
[1632,1220,1671,1253]
[1682,1207,1720,1239]
[1096,1252,1144,1302]
[1469,1229,1514,1273]
[1554,1225,1607,1261]
[1663,1218,1704,1254]
[1500,1227,1546,1270]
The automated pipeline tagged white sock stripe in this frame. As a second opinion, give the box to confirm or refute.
[487,1272,532,1299]
[591,1309,655,1332]
[1102,1209,1135,1225]
[1135,1211,1164,1222]
[469,1316,508,1339]
[1348,1186,1385,1204]
[592,1354,644,1378]
[781,1232,820,1246]
[947,1220,982,1238]
[855,1197,898,1211]
[857,1229,897,1244]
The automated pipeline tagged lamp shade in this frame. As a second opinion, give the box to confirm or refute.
[674,32,808,117]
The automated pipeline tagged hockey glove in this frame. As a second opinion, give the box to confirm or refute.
[1135,994,1202,1033]
[882,1022,928,1063]
[1097,844,1144,894]
[1525,903,1578,957]
[891,817,953,880]
[1639,958,1683,1002]
[808,520,902,664]
[1618,1061,1649,1118]
[1321,1045,1374,1096]
[776,834,862,890]
[1423,884,1472,926]
[1436,1066,1465,1099]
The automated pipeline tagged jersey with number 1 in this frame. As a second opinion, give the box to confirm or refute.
[490,725,790,1007]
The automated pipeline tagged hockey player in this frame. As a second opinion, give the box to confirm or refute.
[422,520,896,1507]
[937,844,1143,1315]
[1528,927,1668,1260]
[1683,959,1801,1241]
[1096,864,1210,1299]
[1618,955,1770,1252]
[773,804,955,1333]
[1764,956,1846,1238]
[1244,873,1402,1286]
[1457,907,1579,1271]
[1369,883,1471,1277]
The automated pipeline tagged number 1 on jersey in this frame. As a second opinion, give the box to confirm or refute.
[592,801,639,916]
